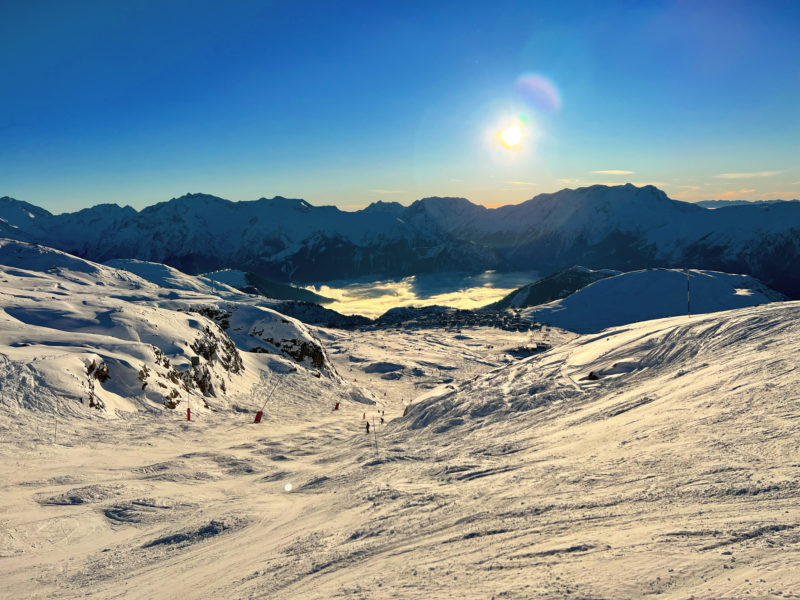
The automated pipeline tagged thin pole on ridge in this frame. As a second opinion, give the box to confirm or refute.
[373,416,379,458]
[687,268,691,317]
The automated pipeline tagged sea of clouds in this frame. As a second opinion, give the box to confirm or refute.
[305,270,540,318]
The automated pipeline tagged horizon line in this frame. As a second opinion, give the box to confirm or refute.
[3,183,799,215]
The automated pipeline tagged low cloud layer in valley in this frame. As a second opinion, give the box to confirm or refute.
[305,271,540,318]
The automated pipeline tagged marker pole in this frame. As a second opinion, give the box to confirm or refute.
[687,268,691,317]
[254,377,279,424]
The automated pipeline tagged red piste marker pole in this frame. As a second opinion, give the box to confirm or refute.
[187,407,191,421]
[253,377,280,425]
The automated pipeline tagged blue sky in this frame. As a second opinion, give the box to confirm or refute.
[2,0,799,213]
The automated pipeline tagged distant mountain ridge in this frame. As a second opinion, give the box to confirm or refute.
[696,199,799,209]
[3,184,800,298]
[0,193,507,283]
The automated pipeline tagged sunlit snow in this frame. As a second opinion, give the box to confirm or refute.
[1,239,798,599]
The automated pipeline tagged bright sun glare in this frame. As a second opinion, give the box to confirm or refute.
[501,124,521,147]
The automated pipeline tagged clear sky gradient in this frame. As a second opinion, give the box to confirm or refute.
[2,0,799,213]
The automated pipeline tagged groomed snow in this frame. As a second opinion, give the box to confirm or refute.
[1,241,798,599]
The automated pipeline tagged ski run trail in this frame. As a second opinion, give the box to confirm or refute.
[1,254,799,599]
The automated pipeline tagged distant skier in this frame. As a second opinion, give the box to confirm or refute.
[333,402,339,411]
[380,416,384,425]
[366,421,370,434]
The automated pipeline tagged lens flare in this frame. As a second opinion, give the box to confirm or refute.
[284,483,293,492]
[514,73,561,113]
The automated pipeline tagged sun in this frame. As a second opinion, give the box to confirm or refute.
[501,124,522,147]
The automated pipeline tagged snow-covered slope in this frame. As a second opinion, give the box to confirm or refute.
[105,261,334,309]
[403,300,797,431]
[484,265,621,310]
[200,268,248,289]
[379,301,800,597]
[2,287,798,598]
[520,268,785,333]
[0,195,51,236]
[104,259,244,296]
[0,240,372,417]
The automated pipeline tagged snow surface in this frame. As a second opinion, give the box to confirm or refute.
[105,259,244,296]
[0,239,370,416]
[2,241,799,599]
[521,268,785,333]
[200,269,248,289]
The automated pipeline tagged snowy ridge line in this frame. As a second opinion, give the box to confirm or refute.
[518,267,785,334]
[4,184,800,297]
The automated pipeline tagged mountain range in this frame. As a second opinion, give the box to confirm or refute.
[3,184,800,297]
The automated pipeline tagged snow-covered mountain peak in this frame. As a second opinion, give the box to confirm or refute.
[253,195,317,211]
[361,200,405,215]
[0,196,53,226]
[410,196,485,216]
[143,193,233,215]
[527,183,695,212]
[403,196,489,234]
[70,203,138,217]
[173,192,228,202]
